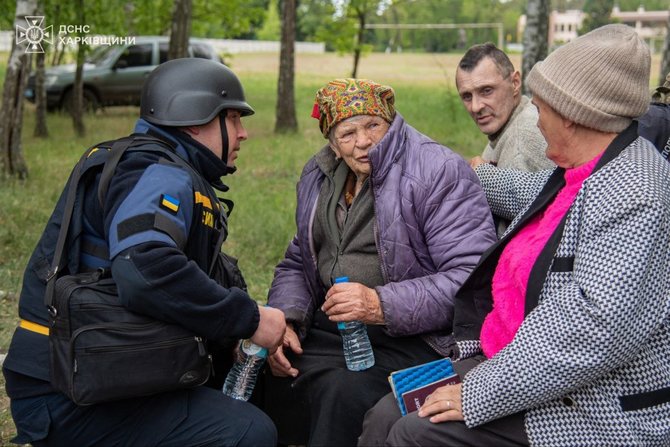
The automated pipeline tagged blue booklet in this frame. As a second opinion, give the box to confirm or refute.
[388,358,459,415]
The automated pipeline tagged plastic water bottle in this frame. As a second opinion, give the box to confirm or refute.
[334,276,375,371]
[222,339,268,401]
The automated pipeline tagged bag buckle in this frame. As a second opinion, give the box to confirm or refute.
[46,266,59,282]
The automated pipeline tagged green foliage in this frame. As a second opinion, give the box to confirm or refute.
[580,0,615,34]
[192,0,269,39]
[127,0,174,35]
[0,51,5,80]
[0,0,270,41]
[297,0,337,42]
[293,0,667,54]
[315,15,357,53]
[353,0,523,53]
[615,0,669,11]
[11,0,666,56]
[257,0,281,41]
[0,0,15,29]
[301,0,384,54]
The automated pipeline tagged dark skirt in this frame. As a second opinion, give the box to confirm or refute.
[253,310,442,447]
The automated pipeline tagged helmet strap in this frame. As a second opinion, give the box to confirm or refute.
[219,111,229,163]
[219,111,237,175]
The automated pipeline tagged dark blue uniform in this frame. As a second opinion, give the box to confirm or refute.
[638,103,670,160]
[3,120,274,446]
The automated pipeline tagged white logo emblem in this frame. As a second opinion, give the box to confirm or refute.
[16,16,53,53]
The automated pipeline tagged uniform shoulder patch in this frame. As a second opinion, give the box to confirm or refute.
[160,194,180,214]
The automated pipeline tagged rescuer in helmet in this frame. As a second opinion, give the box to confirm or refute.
[4,57,285,446]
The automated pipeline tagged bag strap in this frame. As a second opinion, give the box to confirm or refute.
[96,134,180,208]
[44,137,135,309]
[44,133,223,309]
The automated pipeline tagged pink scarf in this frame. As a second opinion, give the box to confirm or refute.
[480,152,603,358]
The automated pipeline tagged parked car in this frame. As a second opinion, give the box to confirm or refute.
[24,36,223,112]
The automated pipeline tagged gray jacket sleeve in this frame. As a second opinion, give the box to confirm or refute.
[474,163,553,222]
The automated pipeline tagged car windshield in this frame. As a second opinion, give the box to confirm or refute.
[85,45,118,66]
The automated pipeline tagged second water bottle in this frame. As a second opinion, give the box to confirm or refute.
[222,339,267,401]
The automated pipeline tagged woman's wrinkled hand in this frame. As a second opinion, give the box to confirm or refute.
[267,324,303,377]
[321,282,384,324]
[418,383,465,423]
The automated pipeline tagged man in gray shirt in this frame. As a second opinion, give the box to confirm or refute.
[456,43,553,235]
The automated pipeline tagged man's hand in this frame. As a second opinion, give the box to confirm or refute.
[469,156,488,170]
[268,324,303,377]
[250,305,286,354]
[321,282,384,324]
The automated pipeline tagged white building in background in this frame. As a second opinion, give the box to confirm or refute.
[547,9,586,44]
[518,5,669,52]
[611,5,669,45]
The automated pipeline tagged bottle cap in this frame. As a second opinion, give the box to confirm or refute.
[240,339,268,357]
[335,277,351,328]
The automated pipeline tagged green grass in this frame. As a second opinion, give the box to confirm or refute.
[0,52,485,444]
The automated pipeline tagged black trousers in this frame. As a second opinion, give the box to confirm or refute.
[358,356,529,446]
[255,310,442,447]
[9,384,276,447]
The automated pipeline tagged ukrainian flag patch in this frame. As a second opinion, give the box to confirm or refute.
[160,194,180,214]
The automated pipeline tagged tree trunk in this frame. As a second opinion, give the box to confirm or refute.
[71,0,86,136]
[50,3,65,66]
[34,51,48,137]
[659,8,670,87]
[351,9,366,78]
[391,5,401,52]
[0,0,37,179]
[521,0,550,95]
[168,0,192,60]
[275,0,298,133]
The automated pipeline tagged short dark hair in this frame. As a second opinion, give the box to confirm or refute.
[458,43,515,79]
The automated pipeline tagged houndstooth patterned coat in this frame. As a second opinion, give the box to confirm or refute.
[453,123,670,446]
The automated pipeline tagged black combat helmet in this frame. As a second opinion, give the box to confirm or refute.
[140,57,254,127]
[140,57,254,168]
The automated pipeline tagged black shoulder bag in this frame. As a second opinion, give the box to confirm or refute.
[46,137,212,406]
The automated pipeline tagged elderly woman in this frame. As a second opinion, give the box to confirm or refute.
[259,79,496,446]
[359,24,670,446]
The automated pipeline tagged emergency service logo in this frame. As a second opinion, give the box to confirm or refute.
[16,16,53,53]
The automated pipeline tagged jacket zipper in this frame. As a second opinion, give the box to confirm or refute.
[372,188,443,355]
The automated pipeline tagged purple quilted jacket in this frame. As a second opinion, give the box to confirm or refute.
[268,114,496,356]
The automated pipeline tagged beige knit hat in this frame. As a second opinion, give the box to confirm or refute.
[527,24,650,133]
